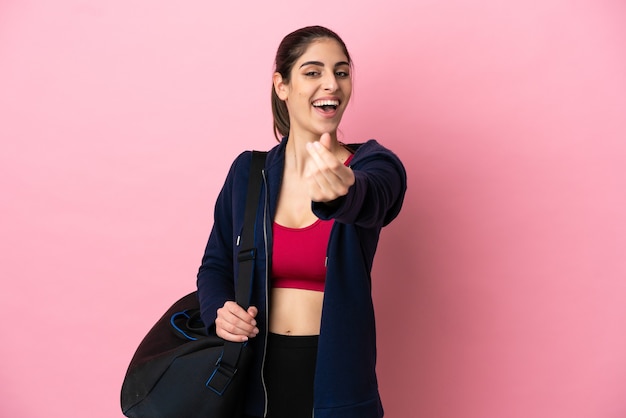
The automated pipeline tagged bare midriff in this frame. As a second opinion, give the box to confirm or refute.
[268,288,324,336]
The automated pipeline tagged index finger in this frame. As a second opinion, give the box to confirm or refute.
[225,301,255,322]
[306,141,342,169]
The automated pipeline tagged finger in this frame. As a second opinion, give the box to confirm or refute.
[307,140,335,164]
[247,306,258,318]
[227,306,258,330]
[225,301,255,322]
[219,302,259,334]
[306,142,342,182]
[216,327,253,342]
[306,144,351,187]
[215,314,259,339]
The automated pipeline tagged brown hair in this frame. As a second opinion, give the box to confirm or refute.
[271,26,352,141]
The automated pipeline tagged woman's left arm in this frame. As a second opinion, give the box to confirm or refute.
[307,138,407,228]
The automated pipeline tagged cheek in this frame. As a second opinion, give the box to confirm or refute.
[297,91,310,104]
[344,86,352,97]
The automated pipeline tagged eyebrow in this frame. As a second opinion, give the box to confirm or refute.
[299,60,350,68]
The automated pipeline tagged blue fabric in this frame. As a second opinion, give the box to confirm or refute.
[197,137,407,418]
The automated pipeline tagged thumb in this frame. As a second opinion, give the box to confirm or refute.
[319,132,332,150]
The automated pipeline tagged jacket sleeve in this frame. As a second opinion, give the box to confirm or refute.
[196,152,247,330]
[312,141,407,228]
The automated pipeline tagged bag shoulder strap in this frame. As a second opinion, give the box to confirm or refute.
[208,150,266,395]
[235,150,267,309]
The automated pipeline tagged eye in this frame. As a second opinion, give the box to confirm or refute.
[304,71,321,77]
[335,70,350,78]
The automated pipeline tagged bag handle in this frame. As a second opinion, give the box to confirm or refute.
[170,309,206,341]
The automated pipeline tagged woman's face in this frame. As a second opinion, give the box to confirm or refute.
[276,38,352,139]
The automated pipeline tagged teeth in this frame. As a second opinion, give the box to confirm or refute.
[313,100,339,107]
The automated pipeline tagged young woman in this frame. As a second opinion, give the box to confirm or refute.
[197,25,407,418]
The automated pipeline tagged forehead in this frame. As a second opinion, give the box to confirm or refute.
[296,38,349,66]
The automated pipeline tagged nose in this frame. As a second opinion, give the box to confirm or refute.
[322,73,337,92]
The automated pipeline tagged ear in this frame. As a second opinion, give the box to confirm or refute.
[273,72,289,101]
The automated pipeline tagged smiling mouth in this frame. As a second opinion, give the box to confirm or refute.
[312,99,339,112]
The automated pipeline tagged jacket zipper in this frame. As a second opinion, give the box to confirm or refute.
[261,168,270,418]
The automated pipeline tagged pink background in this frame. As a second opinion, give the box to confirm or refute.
[1,1,625,417]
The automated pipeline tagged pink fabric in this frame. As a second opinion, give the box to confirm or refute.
[271,219,333,292]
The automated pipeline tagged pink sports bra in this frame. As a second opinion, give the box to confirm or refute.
[271,219,333,292]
